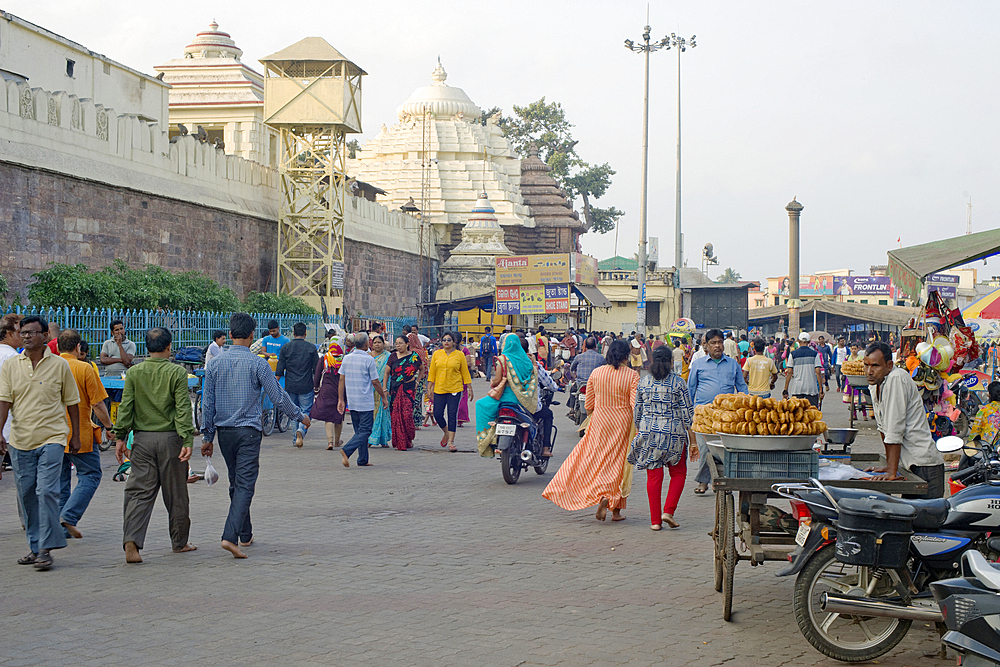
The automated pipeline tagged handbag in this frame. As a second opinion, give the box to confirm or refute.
[487,356,508,400]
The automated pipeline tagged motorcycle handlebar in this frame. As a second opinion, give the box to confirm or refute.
[952,466,980,484]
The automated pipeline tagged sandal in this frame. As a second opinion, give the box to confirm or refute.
[17,552,37,565]
[448,445,458,452]
[440,435,449,447]
[326,442,335,450]
[693,484,708,495]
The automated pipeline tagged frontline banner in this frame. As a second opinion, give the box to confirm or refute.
[833,276,892,296]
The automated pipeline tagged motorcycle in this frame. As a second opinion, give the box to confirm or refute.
[931,549,1000,666]
[950,376,984,439]
[773,435,1000,662]
[492,385,558,484]
[568,380,587,436]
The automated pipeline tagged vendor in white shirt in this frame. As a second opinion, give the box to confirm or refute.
[864,341,944,498]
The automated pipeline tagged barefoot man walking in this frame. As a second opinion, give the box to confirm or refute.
[114,327,197,564]
[201,313,308,558]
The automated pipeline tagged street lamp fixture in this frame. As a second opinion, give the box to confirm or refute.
[625,25,668,334]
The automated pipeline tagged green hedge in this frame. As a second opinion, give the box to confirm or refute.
[27,260,316,314]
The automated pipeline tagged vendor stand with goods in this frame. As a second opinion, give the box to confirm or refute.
[693,393,927,622]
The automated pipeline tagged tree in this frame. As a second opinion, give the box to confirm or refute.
[0,272,7,303]
[716,268,742,284]
[347,139,360,159]
[490,98,624,234]
[242,291,318,316]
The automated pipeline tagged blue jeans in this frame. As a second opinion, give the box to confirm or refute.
[217,427,261,544]
[342,410,373,465]
[60,448,102,530]
[286,391,314,442]
[10,443,67,553]
[483,353,495,381]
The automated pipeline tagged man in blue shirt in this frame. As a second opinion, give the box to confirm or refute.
[337,332,388,468]
[201,312,306,560]
[688,328,748,494]
[261,320,290,360]
[479,327,498,381]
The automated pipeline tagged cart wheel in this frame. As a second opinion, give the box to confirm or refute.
[722,492,736,622]
[713,490,725,592]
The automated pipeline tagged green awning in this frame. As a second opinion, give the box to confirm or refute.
[888,228,1000,300]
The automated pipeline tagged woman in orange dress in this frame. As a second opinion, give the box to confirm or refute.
[543,339,639,521]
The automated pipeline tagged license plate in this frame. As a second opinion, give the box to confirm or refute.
[795,520,811,547]
[495,423,517,436]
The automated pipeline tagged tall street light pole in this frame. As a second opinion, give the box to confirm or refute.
[625,26,668,335]
[665,32,695,288]
[786,197,803,337]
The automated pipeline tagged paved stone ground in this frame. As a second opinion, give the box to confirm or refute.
[0,377,946,666]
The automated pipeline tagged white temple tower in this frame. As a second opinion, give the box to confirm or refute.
[155,21,277,165]
[348,61,531,258]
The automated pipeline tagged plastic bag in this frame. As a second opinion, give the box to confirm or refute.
[203,456,219,486]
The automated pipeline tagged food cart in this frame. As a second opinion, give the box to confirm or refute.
[708,448,926,622]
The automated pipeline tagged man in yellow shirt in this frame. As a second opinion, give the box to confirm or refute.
[57,329,114,539]
[0,315,81,570]
[742,339,778,397]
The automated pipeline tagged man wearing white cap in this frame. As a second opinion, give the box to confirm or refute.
[782,332,824,408]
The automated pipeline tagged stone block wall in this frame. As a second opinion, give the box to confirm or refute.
[0,161,276,299]
[341,238,434,319]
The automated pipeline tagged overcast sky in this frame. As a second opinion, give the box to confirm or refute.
[9,0,999,286]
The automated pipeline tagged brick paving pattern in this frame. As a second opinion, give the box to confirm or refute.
[0,378,942,666]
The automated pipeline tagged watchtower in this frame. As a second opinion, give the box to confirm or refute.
[260,37,365,312]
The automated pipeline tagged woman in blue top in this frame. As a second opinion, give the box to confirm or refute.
[475,334,538,457]
[628,347,695,530]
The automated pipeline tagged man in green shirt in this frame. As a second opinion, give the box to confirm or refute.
[114,327,196,564]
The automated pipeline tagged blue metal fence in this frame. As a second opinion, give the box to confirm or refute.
[0,307,425,355]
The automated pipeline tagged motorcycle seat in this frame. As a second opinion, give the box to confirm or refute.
[963,550,1000,591]
[824,486,949,530]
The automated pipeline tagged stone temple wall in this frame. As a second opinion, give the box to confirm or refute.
[0,78,429,314]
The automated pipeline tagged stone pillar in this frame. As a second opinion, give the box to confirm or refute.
[786,197,803,337]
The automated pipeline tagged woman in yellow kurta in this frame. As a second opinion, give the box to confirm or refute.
[970,381,1000,446]
[427,331,473,452]
[543,339,639,521]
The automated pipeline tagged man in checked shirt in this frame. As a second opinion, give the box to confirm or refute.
[201,313,309,559]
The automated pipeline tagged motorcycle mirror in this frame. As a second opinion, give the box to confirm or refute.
[936,435,965,453]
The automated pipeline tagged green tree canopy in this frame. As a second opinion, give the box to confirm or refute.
[491,98,624,235]
[716,268,743,284]
[241,291,318,316]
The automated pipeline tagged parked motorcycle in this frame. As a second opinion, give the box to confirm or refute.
[493,386,558,484]
[773,435,1000,662]
[950,376,984,439]
[931,549,1000,666]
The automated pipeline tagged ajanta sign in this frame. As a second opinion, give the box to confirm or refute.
[495,253,599,287]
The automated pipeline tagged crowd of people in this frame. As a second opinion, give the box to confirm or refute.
[0,310,955,569]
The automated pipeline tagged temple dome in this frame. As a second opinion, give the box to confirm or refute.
[184,21,243,60]
[396,60,482,121]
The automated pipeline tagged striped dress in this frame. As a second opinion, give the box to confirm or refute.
[543,364,640,511]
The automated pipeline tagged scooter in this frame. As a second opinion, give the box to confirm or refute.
[492,386,558,485]
[568,379,587,433]
[931,549,1000,666]
[772,435,1000,663]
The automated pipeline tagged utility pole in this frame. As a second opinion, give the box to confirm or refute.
[625,25,668,335]
[664,32,695,288]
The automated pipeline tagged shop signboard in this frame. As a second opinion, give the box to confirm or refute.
[927,273,958,299]
[495,284,570,315]
[496,255,571,286]
[774,275,835,296]
[833,276,891,296]
[572,253,599,286]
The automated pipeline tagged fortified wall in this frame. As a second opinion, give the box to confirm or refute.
[0,79,431,317]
